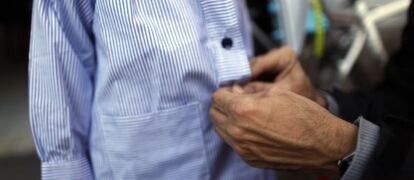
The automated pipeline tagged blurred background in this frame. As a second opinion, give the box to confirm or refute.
[0,0,408,179]
[0,1,41,180]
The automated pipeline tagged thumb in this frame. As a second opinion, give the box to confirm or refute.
[212,87,241,113]
[250,47,296,80]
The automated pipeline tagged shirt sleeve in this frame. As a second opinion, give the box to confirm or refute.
[29,0,96,179]
[342,117,380,180]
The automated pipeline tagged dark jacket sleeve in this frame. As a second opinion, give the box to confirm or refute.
[332,2,414,179]
[359,116,414,179]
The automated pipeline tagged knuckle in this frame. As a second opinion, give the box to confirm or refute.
[285,47,295,54]
[229,102,245,116]
[230,98,255,116]
[281,46,295,55]
[227,125,246,141]
[281,47,298,64]
[268,86,283,95]
[212,91,221,102]
[265,89,276,96]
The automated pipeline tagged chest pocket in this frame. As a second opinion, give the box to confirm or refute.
[100,102,209,179]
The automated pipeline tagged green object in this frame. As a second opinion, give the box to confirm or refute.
[311,0,325,59]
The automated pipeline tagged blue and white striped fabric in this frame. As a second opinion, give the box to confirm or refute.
[29,0,277,179]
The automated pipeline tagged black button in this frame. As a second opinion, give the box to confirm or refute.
[221,37,233,49]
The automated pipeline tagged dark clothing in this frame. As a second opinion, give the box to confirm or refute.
[332,1,414,179]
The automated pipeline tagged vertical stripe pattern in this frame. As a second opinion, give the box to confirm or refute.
[29,0,277,179]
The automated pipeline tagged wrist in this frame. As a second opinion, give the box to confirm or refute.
[334,118,358,160]
[320,115,357,172]
[314,114,358,173]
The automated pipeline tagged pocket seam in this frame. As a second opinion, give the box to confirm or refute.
[100,102,200,120]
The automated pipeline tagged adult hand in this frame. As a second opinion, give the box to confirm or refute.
[247,47,327,107]
[210,86,357,172]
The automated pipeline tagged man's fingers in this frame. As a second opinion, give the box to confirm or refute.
[250,47,295,79]
[209,107,229,126]
[243,82,273,93]
[212,87,239,113]
[214,127,236,147]
[232,84,245,94]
